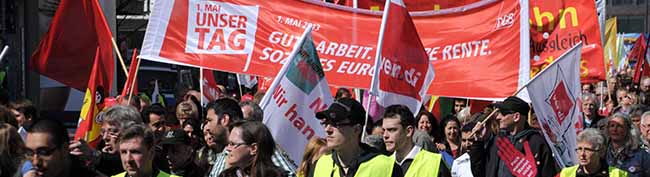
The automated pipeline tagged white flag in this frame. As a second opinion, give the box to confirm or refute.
[259,26,333,165]
[237,74,258,89]
[527,43,582,168]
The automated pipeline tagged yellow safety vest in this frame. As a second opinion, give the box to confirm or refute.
[559,165,628,177]
[314,153,394,177]
[111,170,181,177]
[391,150,442,177]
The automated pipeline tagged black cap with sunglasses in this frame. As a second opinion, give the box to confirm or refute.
[315,98,367,126]
[494,96,530,115]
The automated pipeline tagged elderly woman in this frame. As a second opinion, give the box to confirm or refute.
[604,113,650,177]
[558,128,627,177]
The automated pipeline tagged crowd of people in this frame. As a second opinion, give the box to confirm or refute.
[1,69,650,177]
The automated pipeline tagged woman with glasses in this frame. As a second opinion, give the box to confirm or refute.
[219,121,287,177]
[604,114,650,177]
[558,128,627,177]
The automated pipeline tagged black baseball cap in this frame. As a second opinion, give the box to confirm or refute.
[495,96,530,115]
[315,98,366,125]
[160,129,190,145]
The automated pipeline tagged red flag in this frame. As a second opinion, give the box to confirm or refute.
[632,35,648,84]
[121,49,139,98]
[74,48,109,147]
[369,0,435,114]
[358,0,480,11]
[30,0,114,91]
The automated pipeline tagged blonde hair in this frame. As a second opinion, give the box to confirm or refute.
[176,101,198,120]
[297,138,327,177]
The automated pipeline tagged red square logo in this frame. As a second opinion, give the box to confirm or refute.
[549,81,574,125]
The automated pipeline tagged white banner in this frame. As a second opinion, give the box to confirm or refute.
[259,26,333,165]
[527,43,582,168]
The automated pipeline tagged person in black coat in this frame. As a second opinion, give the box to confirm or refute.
[469,96,559,177]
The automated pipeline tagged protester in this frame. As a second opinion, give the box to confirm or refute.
[26,119,97,177]
[0,105,17,128]
[582,93,604,128]
[612,89,632,116]
[205,99,241,177]
[161,129,206,177]
[628,105,647,130]
[415,110,441,143]
[382,104,450,177]
[452,99,467,116]
[335,88,352,100]
[557,128,628,177]
[142,105,168,143]
[8,99,38,140]
[641,112,650,151]
[313,98,402,177]
[176,100,199,126]
[119,95,142,112]
[196,124,221,175]
[528,109,540,129]
[112,125,180,177]
[460,122,476,154]
[297,138,328,177]
[181,118,203,148]
[582,83,594,94]
[0,123,25,177]
[639,77,650,105]
[218,121,287,177]
[240,101,263,122]
[438,115,461,158]
[470,96,558,177]
[68,105,143,176]
[604,113,650,177]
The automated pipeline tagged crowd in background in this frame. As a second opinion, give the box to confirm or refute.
[1,67,650,177]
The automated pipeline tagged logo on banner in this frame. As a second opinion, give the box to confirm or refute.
[547,81,574,125]
[286,38,324,94]
[186,1,259,54]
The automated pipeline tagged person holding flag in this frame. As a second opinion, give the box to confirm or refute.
[382,104,451,177]
[470,96,559,177]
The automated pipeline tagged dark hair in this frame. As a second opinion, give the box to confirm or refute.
[231,121,284,177]
[240,101,264,122]
[209,98,243,129]
[382,105,415,128]
[0,106,17,128]
[335,88,352,100]
[118,124,155,150]
[27,119,69,148]
[415,110,442,141]
[142,105,167,124]
[9,99,39,123]
[461,121,477,132]
[440,114,461,142]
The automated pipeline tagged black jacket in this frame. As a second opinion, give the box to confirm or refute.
[469,129,558,177]
[331,143,403,177]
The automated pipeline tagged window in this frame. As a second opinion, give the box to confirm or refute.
[617,16,645,33]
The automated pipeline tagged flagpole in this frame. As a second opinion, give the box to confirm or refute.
[200,68,205,105]
[127,54,141,104]
[111,37,129,76]
[513,42,584,96]
[364,0,391,141]
[236,74,244,99]
[0,45,8,63]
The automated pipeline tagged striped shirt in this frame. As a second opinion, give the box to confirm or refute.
[208,147,297,177]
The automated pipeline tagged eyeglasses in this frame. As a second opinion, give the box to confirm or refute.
[227,141,249,148]
[322,121,357,128]
[25,146,59,158]
[575,147,598,154]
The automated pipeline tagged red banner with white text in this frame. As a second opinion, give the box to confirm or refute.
[529,0,604,83]
[141,0,529,100]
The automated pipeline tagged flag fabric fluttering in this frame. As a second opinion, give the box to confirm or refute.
[259,26,333,165]
[121,49,140,98]
[369,0,435,115]
[631,34,649,84]
[30,0,114,91]
[237,74,258,89]
[527,43,583,168]
[151,80,165,107]
[604,17,618,78]
[74,48,110,147]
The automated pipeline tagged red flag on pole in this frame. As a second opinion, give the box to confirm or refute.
[30,0,114,91]
[121,49,139,98]
[632,35,648,84]
[369,0,435,114]
[75,48,110,147]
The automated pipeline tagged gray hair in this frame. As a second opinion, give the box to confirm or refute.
[581,92,596,102]
[577,128,605,150]
[101,105,143,130]
[606,113,641,150]
[240,101,263,122]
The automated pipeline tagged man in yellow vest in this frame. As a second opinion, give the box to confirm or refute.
[112,125,180,177]
[313,98,402,177]
[382,104,451,177]
[558,128,628,177]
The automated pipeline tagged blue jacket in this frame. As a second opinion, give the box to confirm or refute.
[606,146,650,177]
